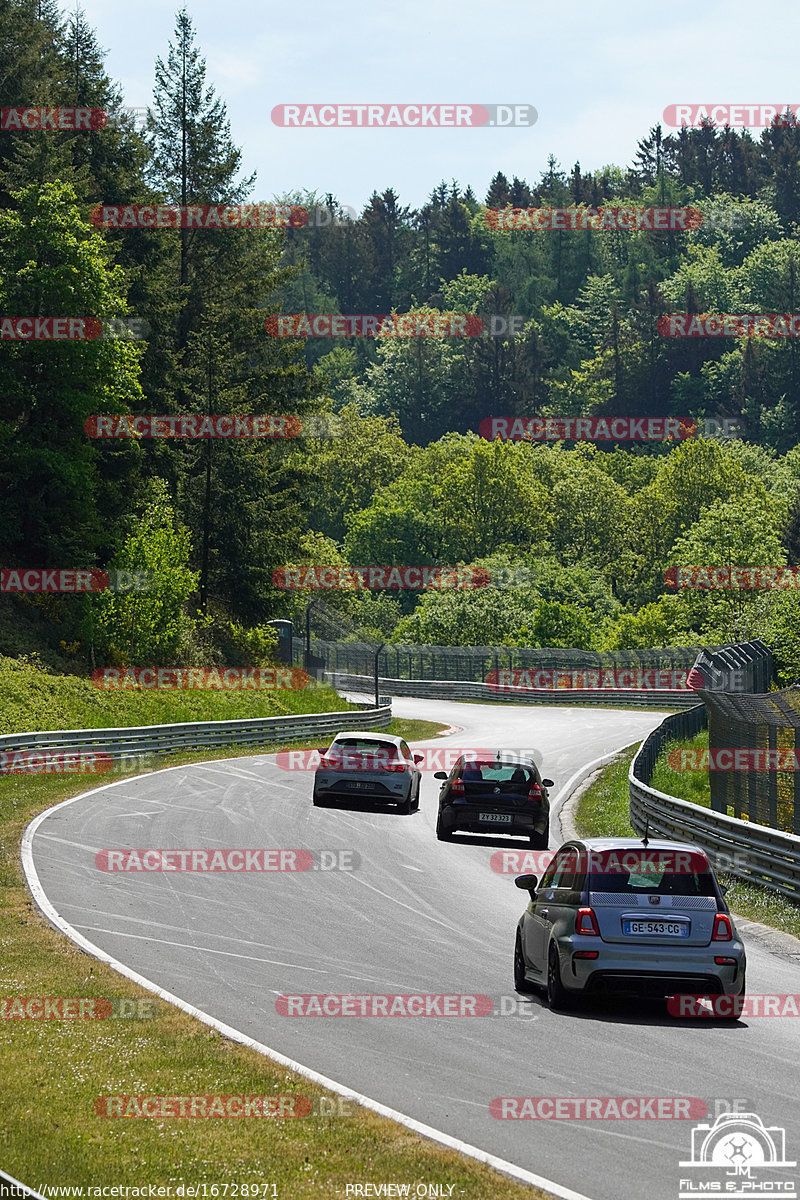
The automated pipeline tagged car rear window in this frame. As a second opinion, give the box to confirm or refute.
[460,761,535,786]
[326,741,401,768]
[586,849,715,896]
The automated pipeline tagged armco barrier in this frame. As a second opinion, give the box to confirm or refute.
[629,706,800,900]
[326,672,700,708]
[0,704,392,765]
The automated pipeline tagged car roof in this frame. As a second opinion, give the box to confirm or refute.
[458,755,537,766]
[330,731,405,746]
[566,837,708,857]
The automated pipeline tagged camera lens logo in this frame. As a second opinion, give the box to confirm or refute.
[679,1112,796,1198]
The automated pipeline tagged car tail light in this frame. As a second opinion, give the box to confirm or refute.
[573,950,599,959]
[384,759,407,772]
[527,781,543,803]
[575,907,600,936]
[450,778,464,797]
[715,956,737,965]
[712,913,733,941]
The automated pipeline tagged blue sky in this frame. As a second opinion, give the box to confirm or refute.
[77,0,800,212]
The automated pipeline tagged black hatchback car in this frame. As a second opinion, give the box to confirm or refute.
[434,754,553,848]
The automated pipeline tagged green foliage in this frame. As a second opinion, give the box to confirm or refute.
[512,600,595,650]
[88,480,200,666]
[391,587,535,647]
[295,404,409,542]
[226,621,279,667]
[3,4,800,676]
[0,181,143,563]
[602,596,698,650]
[0,652,350,735]
[745,592,800,686]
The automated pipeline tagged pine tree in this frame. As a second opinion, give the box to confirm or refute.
[147,8,255,290]
[485,171,511,207]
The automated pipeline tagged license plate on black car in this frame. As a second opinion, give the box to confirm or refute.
[479,812,513,823]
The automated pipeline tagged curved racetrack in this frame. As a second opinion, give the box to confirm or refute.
[25,698,800,1200]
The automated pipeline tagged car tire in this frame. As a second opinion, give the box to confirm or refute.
[529,830,548,849]
[399,793,414,814]
[719,972,746,1021]
[436,811,452,840]
[411,781,420,812]
[547,943,574,1011]
[514,933,535,994]
[312,794,330,807]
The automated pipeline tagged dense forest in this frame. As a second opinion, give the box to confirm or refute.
[2,1,800,682]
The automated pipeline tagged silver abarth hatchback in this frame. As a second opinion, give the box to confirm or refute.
[513,837,746,1016]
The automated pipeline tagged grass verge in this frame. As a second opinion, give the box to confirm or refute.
[0,654,358,736]
[1,716,552,1197]
[573,745,800,943]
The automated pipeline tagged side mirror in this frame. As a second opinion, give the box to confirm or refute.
[541,778,554,788]
[317,747,329,754]
[413,754,424,764]
[433,771,448,780]
[515,874,539,891]
[720,884,728,896]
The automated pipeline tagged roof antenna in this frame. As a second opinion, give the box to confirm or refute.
[642,817,650,848]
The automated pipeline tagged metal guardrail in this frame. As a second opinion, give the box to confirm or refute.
[326,672,701,709]
[0,705,393,763]
[629,706,800,900]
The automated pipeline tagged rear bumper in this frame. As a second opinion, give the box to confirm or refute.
[557,936,746,997]
[314,775,411,804]
[442,803,547,835]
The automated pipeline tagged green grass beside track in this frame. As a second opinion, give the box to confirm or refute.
[574,744,800,942]
[0,653,360,735]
